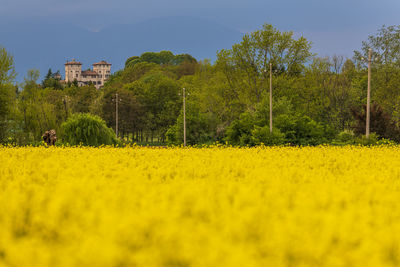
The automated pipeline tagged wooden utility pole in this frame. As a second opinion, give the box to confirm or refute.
[366,48,372,139]
[269,62,273,133]
[183,87,186,147]
[115,93,119,137]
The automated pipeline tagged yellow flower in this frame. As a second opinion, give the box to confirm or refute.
[0,146,399,266]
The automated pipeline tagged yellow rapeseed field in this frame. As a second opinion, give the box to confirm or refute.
[1,146,400,266]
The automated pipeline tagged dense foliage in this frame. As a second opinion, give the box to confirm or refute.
[61,113,118,146]
[2,23,400,145]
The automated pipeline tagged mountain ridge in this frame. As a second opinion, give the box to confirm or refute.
[0,16,243,83]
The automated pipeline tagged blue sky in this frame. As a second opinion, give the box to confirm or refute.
[1,0,399,56]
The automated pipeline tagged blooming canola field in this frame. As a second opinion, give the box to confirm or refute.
[1,146,400,266]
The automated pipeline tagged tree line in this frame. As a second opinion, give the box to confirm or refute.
[1,23,400,146]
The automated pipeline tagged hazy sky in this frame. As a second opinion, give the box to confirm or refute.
[1,0,399,57]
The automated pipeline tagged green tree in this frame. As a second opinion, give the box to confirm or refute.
[172,54,197,65]
[41,68,63,90]
[158,51,175,65]
[18,70,44,142]
[0,84,15,142]
[125,56,140,68]
[166,100,214,145]
[225,112,257,146]
[61,113,118,146]
[125,51,197,69]
[0,46,15,85]
[224,97,296,146]
[65,84,99,114]
[351,103,400,142]
[100,88,142,140]
[216,23,312,106]
[124,72,180,142]
[0,46,16,143]
[354,25,400,67]
[353,25,400,128]
[293,56,360,133]
[17,69,65,143]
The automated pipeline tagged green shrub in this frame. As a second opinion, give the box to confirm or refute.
[61,113,118,146]
[251,126,286,146]
[275,114,327,145]
[332,131,398,146]
[332,130,356,145]
[354,133,379,146]
[166,104,213,145]
[224,112,256,146]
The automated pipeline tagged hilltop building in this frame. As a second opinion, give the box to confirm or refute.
[64,59,111,89]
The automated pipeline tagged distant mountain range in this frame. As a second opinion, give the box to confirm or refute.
[0,16,243,83]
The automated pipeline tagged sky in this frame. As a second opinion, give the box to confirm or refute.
[2,0,399,28]
[1,0,399,55]
[0,0,399,79]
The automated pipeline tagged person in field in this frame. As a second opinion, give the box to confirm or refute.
[42,129,57,146]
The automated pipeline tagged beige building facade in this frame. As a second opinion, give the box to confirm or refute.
[64,59,111,89]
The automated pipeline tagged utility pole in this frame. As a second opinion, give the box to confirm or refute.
[116,93,119,137]
[183,87,186,147]
[113,93,121,137]
[366,48,372,139]
[269,62,273,133]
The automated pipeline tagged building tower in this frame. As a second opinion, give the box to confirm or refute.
[64,59,82,83]
[92,61,112,87]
